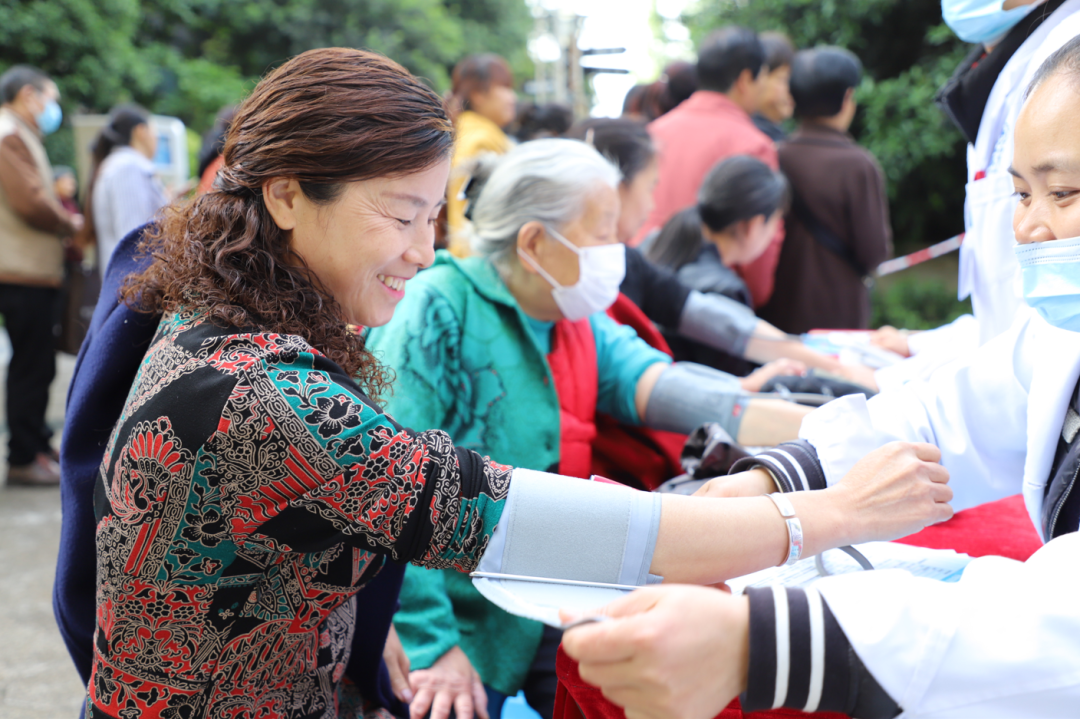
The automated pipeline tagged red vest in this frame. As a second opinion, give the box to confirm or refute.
[591,294,687,491]
[547,318,599,479]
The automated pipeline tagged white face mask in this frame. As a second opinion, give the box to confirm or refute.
[518,225,626,321]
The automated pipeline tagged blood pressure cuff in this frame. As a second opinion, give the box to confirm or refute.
[643,361,748,438]
[475,469,662,587]
[677,289,758,358]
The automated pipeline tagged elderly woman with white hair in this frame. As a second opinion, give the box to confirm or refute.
[364,139,943,719]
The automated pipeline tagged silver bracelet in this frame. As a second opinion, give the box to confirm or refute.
[766,492,803,566]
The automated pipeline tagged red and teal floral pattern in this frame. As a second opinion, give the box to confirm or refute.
[88,312,510,718]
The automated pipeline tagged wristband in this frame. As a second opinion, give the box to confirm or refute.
[766,492,803,566]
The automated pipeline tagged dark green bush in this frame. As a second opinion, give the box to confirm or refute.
[870,276,972,330]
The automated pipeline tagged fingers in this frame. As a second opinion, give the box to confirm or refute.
[562,618,638,664]
[388,656,414,704]
[452,685,475,719]
[930,481,953,504]
[429,688,456,719]
[598,585,666,619]
[563,589,665,664]
[933,501,955,524]
[909,442,943,464]
[409,685,434,719]
[472,676,489,719]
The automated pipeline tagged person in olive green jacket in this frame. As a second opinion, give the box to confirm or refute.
[366,139,812,719]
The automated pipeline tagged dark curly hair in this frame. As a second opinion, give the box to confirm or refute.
[121,48,453,400]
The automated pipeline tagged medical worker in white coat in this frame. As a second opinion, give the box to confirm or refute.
[873,0,1080,393]
[562,39,1080,719]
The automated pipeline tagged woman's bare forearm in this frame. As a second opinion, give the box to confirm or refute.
[649,490,850,584]
[735,399,811,447]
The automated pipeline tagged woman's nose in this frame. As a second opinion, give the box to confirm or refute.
[404,227,437,268]
[1014,202,1056,245]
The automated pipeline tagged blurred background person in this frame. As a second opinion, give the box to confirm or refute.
[52,165,77,214]
[643,153,875,390]
[759,47,892,334]
[568,119,873,486]
[633,26,785,311]
[753,31,797,142]
[52,166,100,355]
[89,104,167,272]
[0,64,81,486]
[195,104,236,194]
[513,101,573,142]
[446,53,517,256]
[656,60,699,115]
[620,83,650,120]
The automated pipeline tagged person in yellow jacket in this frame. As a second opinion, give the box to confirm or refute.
[446,54,517,256]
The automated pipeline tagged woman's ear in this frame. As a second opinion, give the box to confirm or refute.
[262,178,302,231]
[516,221,546,274]
[731,217,754,245]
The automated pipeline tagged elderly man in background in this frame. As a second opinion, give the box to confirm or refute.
[633,26,785,310]
[0,65,82,486]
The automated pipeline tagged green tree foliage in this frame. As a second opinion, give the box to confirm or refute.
[872,275,972,330]
[685,0,971,252]
[0,0,532,167]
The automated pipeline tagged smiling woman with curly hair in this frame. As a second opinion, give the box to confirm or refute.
[82,46,956,719]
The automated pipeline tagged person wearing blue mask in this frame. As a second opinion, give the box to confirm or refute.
[564,36,1080,719]
[0,64,82,486]
[870,0,1080,396]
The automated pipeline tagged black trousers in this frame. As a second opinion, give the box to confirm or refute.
[520,624,562,719]
[0,283,58,466]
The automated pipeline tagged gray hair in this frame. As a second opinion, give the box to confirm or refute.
[469,138,621,265]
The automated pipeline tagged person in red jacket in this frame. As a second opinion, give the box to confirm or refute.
[632,26,784,310]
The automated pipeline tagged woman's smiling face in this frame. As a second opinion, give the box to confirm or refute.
[265,158,450,328]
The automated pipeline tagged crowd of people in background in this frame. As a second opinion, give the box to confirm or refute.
[6,1,1080,718]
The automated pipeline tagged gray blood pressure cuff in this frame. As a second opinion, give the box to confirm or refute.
[644,361,749,438]
[476,469,662,587]
[678,290,759,357]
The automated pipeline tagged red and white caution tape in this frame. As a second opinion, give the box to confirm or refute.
[874,233,965,277]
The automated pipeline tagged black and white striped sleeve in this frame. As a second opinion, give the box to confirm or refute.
[741,586,901,718]
[729,439,828,493]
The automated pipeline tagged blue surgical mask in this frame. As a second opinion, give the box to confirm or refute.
[1015,236,1080,332]
[942,0,1037,45]
[34,99,62,136]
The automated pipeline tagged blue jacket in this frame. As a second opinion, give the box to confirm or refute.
[53,225,405,715]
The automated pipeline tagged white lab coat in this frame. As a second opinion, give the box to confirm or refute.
[875,3,1080,392]
[799,312,1080,716]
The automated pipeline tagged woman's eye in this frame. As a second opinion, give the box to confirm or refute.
[1052,190,1078,200]
[1015,190,1030,201]
[396,218,412,227]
